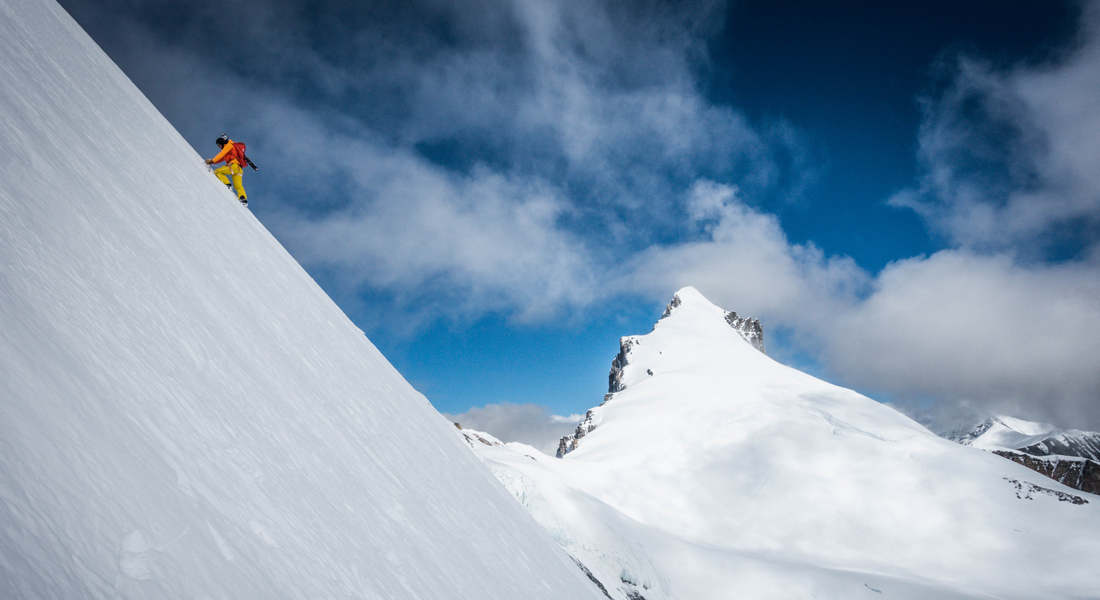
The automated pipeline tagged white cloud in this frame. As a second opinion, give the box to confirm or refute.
[891,2,1100,256]
[623,180,869,326]
[824,251,1100,429]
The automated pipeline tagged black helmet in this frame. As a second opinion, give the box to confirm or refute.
[215,134,229,146]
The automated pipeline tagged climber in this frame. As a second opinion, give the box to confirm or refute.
[205,134,252,206]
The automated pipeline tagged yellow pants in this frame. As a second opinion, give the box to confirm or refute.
[214,163,246,199]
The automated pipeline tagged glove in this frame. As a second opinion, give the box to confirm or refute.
[205,159,213,165]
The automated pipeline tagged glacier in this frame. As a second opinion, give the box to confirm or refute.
[0,0,605,598]
[461,287,1100,600]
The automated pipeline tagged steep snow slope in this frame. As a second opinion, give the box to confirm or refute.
[0,1,604,598]
[463,288,1100,600]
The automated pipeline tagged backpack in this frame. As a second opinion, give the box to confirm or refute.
[231,142,258,171]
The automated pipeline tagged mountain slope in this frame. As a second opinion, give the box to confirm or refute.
[0,1,603,598]
[463,288,1100,600]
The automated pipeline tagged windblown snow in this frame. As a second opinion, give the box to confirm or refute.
[461,287,1100,600]
[0,1,604,598]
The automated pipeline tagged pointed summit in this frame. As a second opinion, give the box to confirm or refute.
[658,287,765,353]
[560,288,768,457]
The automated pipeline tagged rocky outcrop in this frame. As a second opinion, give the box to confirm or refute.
[660,294,681,319]
[608,337,635,394]
[560,335,638,458]
[994,451,1100,496]
[725,311,765,354]
[556,410,598,458]
[455,424,504,449]
[572,558,613,599]
[1004,477,1088,505]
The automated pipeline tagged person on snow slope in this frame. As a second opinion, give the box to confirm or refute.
[206,134,249,206]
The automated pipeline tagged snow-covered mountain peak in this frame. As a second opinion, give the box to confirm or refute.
[657,286,717,319]
[559,288,919,463]
[951,416,1058,450]
[496,288,1100,598]
[560,289,772,457]
[657,287,765,353]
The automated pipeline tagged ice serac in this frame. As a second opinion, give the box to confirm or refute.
[465,286,1100,600]
[949,416,1100,495]
[0,2,604,599]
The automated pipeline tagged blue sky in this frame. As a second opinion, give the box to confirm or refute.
[58,0,1100,447]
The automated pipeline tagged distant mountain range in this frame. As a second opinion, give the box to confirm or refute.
[947,416,1100,495]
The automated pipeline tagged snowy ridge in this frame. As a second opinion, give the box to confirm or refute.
[465,287,1100,599]
[0,1,604,598]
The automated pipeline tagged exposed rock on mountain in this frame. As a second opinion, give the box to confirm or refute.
[724,311,765,354]
[1004,477,1088,504]
[995,452,1100,496]
[557,410,599,458]
[659,294,681,319]
[608,337,636,394]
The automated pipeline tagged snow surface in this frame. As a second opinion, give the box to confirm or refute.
[462,287,1100,600]
[0,1,605,598]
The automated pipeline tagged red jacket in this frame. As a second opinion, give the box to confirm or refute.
[210,140,245,166]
